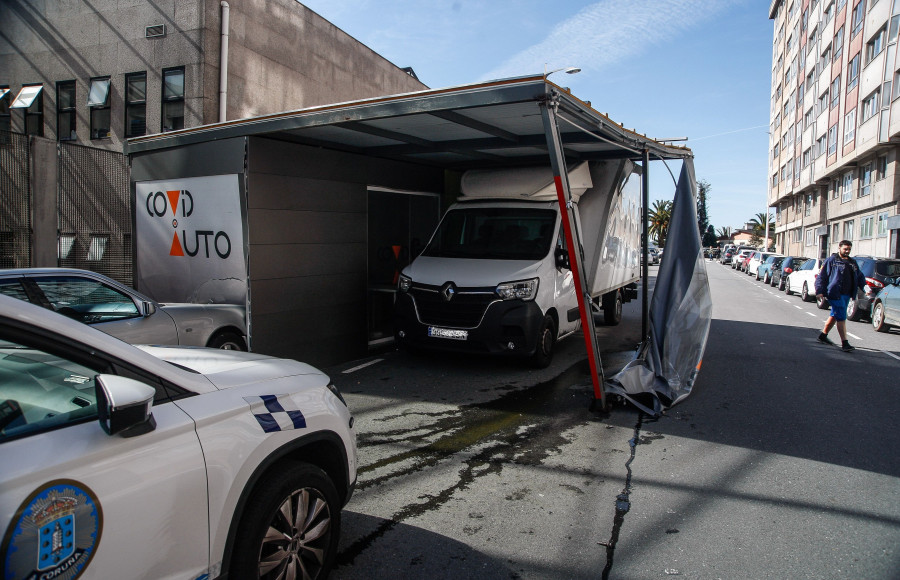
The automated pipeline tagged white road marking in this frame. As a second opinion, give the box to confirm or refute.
[794,305,803,309]
[807,312,817,317]
[342,358,384,373]
[847,332,861,340]
[883,350,900,361]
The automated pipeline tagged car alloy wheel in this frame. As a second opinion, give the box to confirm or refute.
[846,297,860,321]
[231,462,340,580]
[872,303,888,332]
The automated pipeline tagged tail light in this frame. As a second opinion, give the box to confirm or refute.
[784,268,793,274]
[866,277,884,290]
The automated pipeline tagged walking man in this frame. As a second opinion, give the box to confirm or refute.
[815,240,868,352]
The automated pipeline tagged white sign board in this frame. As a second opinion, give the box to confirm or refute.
[135,175,246,304]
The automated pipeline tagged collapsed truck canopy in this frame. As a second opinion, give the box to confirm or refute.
[126,74,707,415]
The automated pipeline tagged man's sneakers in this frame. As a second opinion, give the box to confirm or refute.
[818,333,855,351]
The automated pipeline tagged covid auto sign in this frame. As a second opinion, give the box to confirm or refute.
[135,175,247,305]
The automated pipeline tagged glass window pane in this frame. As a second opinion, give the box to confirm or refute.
[90,107,110,139]
[163,69,184,99]
[125,105,146,138]
[126,74,146,103]
[87,78,110,107]
[58,82,75,110]
[163,100,184,132]
[11,85,43,109]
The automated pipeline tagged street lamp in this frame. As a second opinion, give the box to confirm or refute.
[544,65,582,78]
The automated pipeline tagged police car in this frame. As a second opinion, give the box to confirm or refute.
[0,294,356,579]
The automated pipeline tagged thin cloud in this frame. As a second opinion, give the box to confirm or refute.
[481,0,739,80]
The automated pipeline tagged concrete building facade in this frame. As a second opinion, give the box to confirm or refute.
[768,0,900,259]
[0,0,427,150]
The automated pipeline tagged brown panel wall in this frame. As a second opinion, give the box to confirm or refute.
[246,136,443,366]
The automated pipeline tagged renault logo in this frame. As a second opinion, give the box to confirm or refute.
[440,282,456,302]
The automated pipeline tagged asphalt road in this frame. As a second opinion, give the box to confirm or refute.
[325,261,900,579]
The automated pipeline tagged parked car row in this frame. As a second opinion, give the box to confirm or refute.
[722,251,900,333]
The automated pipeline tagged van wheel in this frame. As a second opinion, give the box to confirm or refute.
[230,462,339,580]
[531,315,556,368]
[208,331,247,351]
[602,290,622,326]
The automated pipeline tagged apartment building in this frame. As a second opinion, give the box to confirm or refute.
[0,0,426,150]
[768,0,900,259]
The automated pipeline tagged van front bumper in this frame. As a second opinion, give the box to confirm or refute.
[393,292,545,357]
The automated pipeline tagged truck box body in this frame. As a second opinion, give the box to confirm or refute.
[394,159,641,364]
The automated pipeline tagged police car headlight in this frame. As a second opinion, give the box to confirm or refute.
[496,278,539,301]
[326,383,348,407]
[398,275,412,293]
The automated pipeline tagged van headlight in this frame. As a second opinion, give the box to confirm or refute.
[496,278,538,301]
[398,274,412,292]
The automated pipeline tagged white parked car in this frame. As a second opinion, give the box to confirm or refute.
[747,251,782,278]
[0,268,248,350]
[0,294,356,580]
[785,257,825,303]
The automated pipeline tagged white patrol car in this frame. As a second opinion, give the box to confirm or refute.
[0,294,356,580]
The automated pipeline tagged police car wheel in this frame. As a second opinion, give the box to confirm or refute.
[231,462,340,580]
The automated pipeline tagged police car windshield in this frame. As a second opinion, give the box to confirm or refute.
[422,207,556,260]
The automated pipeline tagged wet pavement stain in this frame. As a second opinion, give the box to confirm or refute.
[335,360,600,568]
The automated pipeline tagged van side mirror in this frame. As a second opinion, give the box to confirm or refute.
[555,248,570,270]
[96,375,157,437]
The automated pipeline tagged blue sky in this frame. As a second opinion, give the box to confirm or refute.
[299,0,772,232]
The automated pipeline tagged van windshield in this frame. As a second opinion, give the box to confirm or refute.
[422,207,557,260]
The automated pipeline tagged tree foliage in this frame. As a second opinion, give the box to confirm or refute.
[648,199,673,246]
[696,179,710,241]
[748,212,773,248]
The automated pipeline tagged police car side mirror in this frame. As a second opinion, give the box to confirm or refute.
[142,301,157,317]
[95,375,157,438]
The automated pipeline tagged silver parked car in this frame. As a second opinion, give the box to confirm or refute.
[0,268,247,349]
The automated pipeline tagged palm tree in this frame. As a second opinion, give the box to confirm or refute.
[648,200,673,246]
[748,212,773,247]
[717,226,732,240]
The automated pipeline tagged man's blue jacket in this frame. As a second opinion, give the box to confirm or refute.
[814,253,866,300]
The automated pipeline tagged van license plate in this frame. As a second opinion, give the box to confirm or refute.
[428,326,468,340]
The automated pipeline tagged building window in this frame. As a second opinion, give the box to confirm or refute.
[834,26,844,62]
[818,89,829,113]
[837,0,848,12]
[816,133,827,157]
[891,12,900,42]
[825,2,834,24]
[773,142,780,158]
[866,27,886,63]
[861,90,880,122]
[0,86,11,133]
[859,162,873,196]
[162,67,185,132]
[844,219,854,241]
[841,171,854,202]
[831,75,841,109]
[843,108,856,144]
[833,223,840,241]
[11,85,44,136]
[87,77,111,140]
[56,81,76,141]
[803,147,812,168]
[805,193,813,216]
[860,215,874,239]
[847,53,860,91]
[850,0,865,37]
[831,177,841,199]
[877,211,890,236]
[828,123,838,155]
[125,72,147,138]
[804,107,814,129]
[876,154,888,180]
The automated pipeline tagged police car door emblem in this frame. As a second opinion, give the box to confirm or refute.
[2,480,102,580]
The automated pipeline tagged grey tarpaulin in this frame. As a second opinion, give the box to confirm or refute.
[605,159,712,415]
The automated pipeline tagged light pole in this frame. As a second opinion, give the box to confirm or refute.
[544,65,582,78]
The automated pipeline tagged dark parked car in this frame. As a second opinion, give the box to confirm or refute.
[757,255,786,284]
[846,256,900,321]
[771,256,809,291]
